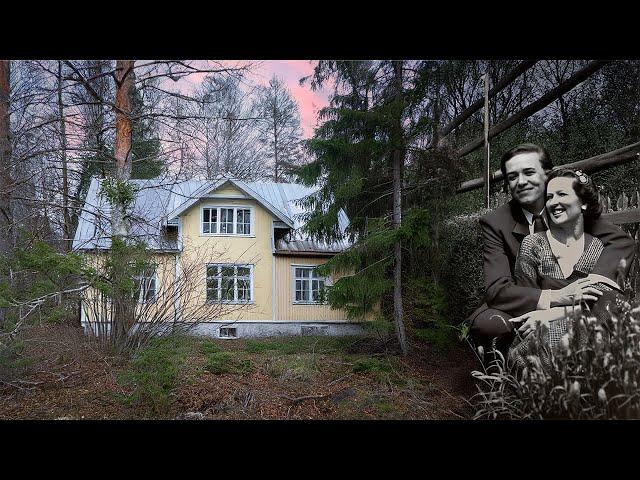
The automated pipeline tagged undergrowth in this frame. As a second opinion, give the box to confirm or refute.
[472,295,640,419]
[117,334,194,417]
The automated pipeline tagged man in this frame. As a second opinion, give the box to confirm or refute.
[468,143,634,359]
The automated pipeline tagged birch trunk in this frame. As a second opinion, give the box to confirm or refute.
[0,60,13,327]
[57,61,72,251]
[392,60,407,355]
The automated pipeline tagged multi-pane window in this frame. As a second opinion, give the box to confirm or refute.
[237,209,251,235]
[220,208,234,234]
[201,207,252,235]
[202,208,218,234]
[134,267,157,303]
[206,264,253,303]
[294,267,327,304]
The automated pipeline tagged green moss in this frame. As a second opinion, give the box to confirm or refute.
[352,357,392,375]
[264,355,318,382]
[244,336,358,355]
[199,341,221,354]
[205,351,252,375]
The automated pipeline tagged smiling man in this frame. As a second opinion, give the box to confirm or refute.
[468,143,634,363]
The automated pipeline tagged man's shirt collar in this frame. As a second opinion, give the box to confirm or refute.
[521,207,545,226]
[521,207,546,234]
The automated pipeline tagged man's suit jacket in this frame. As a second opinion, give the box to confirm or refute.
[469,199,635,322]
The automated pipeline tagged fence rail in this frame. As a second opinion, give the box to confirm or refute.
[458,142,640,194]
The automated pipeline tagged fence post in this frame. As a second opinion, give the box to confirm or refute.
[483,72,491,209]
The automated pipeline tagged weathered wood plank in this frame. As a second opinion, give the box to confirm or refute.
[456,60,609,157]
[437,60,538,140]
[457,141,640,193]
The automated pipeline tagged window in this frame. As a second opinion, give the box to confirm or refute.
[294,266,327,304]
[219,327,237,338]
[134,267,157,303]
[236,209,251,235]
[201,206,252,236]
[206,264,253,303]
[220,208,234,234]
[202,208,218,234]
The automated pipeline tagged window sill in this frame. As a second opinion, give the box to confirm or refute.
[200,234,255,238]
[292,301,328,306]
[205,301,255,305]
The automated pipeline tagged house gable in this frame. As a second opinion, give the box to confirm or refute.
[167,179,294,228]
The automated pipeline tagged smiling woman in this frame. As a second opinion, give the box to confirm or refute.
[509,168,624,369]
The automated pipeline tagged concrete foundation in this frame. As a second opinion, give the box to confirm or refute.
[81,320,367,339]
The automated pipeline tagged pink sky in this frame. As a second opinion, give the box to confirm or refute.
[249,60,330,138]
[174,60,331,138]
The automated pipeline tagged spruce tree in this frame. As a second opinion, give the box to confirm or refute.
[295,61,464,354]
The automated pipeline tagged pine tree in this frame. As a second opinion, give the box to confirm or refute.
[130,84,163,179]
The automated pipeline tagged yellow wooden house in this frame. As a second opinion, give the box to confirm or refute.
[73,176,367,338]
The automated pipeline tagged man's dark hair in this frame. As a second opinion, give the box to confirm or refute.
[500,143,554,179]
[546,168,602,220]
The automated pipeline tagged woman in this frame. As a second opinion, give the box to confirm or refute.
[508,168,624,369]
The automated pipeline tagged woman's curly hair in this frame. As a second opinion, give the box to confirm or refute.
[546,168,602,220]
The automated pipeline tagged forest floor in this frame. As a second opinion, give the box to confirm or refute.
[0,324,478,420]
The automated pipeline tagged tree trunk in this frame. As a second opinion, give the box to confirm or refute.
[392,60,407,356]
[0,60,13,327]
[272,103,279,182]
[112,60,135,347]
[57,61,72,251]
[72,60,108,234]
[558,94,570,155]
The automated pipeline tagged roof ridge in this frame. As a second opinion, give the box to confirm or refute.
[276,183,294,219]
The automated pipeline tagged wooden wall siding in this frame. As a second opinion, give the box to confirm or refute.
[178,182,274,321]
[82,253,179,324]
[275,256,355,322]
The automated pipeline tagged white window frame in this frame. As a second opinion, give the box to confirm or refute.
[134,266,158,304]
[200,205,254,237]
[292,265,329,305]
[206,263,254,304]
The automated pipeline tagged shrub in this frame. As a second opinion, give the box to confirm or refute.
[0,339,32,382]
[117,335,193,417]
[472,296,640,419]
[437,212,486,324]
[405,278,457,350]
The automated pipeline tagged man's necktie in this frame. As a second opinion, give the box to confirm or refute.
[532,214,547,233]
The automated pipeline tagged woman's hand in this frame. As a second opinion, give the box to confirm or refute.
[509,310,552,338]
[548,278,603,307]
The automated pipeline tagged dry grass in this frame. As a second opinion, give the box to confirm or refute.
[0,325,476,420]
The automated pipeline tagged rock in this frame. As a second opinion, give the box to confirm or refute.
[180,411,205,420]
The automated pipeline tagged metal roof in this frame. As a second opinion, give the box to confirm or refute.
[72,177,181,251]
[73,176,351,254]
